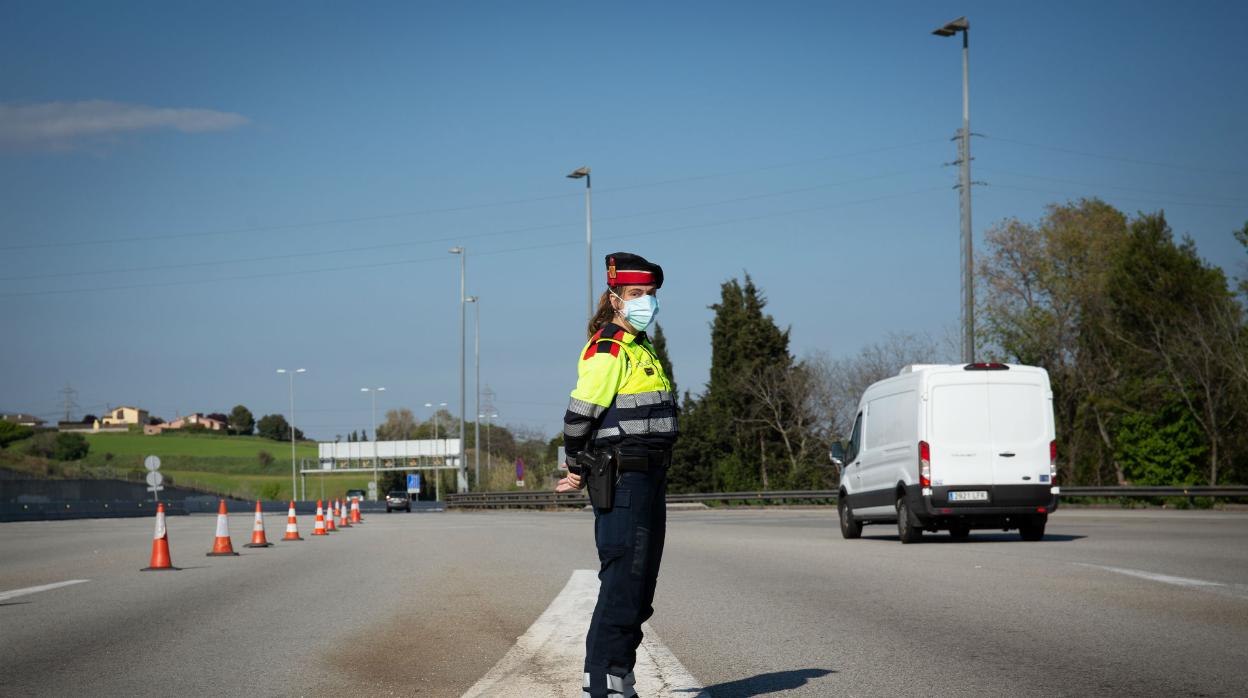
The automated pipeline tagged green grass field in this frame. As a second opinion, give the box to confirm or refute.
[82,431,318,462]
[3,430,470,501]
[2,430,362,501]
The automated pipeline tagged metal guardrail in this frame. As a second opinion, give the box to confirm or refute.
[446,486,1248,510]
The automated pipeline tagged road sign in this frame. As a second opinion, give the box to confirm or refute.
[367,481,377,500]
[144,455,161,471]
[407,473,421,494]
[146,471,163,488]
[516,458,525,487]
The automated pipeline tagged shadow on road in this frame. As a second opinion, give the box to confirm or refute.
[863,533,1087,543]
[681,668,835,697]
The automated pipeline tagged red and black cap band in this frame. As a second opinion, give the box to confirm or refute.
[605,252,663,288]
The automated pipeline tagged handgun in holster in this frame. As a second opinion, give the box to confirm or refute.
[576,449,617,510]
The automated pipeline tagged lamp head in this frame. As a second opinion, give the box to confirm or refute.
[567,166,590,179]
[932,16,969,36]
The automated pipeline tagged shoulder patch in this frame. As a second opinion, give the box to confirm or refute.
[581,337,624,362]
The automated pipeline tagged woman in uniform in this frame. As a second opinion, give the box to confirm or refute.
[557,252,679,698]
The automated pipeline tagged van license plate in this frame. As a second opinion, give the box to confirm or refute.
[949,491,988,502]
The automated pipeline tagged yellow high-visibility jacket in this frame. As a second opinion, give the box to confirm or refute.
[563,322,677,463]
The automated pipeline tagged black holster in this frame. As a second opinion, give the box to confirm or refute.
[577,449,617,510]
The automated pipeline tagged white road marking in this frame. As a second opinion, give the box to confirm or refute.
[0,579,89,602]
[1075,563,1244,595]
[461,569,706,698]
[1077,563,1222,588]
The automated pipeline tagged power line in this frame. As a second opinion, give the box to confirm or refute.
[0,139,945,252]
[0,166,938,283]
[989,184,1248,210]
[987,136,1248,179]
[1,186,947,298]
[978,168,1248,206]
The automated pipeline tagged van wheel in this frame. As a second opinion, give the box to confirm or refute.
[896,497,923,544]
[838,497,862,539]
[949,523,971,540]
[1019,516,1046,541]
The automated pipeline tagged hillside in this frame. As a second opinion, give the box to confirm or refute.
[4,430,374,501]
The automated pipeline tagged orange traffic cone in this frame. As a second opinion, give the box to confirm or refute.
[350,496,362,524]
[244,500,273,548]
[326,499,337,532]
[206,499,239,556]
[142,502,179,571]
[311,500,328,536]
[338,498,351,528]
[282,500,303,541]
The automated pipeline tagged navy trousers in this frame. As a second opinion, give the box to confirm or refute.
[583,466,668,698]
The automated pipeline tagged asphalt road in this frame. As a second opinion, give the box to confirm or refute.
[1,507,1246,697]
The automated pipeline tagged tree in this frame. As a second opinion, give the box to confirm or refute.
[1105,212,1244,485]
[808,331,944,443]
[978,198,1130,484]
[82,414,98,424]
[256,414,303,442]
[377,408,417,441]
[229,405,255,435]
[673,275,802,492]
[360,429,368,442]
[650,323,678,402]
[1235,221,1248,298]
[0,420,34,447]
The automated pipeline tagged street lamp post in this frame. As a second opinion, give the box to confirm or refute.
[479,411,499,471]
[361,387,385,498]
[276,368,306,501]
[465,295,481,490]
[424,401,448,441]
[448,247,468,493]
[567,166,593,321]
[932,16,975,363]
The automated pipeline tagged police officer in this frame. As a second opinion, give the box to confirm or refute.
[557,252,678,698]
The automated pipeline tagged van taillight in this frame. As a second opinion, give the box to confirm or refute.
[1049,440,1058,484]
[919,441,931,487]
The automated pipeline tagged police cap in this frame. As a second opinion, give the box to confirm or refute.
[605,252,664,289]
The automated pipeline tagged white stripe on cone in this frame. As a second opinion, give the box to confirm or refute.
[215,512,230,537]
[154,509,166,539]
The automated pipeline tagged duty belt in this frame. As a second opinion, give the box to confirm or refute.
[616,449,672,473]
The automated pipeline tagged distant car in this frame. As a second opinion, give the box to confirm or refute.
[345,489,366,505]
[385,490,411,513]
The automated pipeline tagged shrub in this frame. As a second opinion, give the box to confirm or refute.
[26,432,57,458]
[258,450,275,467]
[257,481,283,500]
[52,433,90,461]
[0,420,35,447]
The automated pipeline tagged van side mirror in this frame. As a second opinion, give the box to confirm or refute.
[829,442,846,468]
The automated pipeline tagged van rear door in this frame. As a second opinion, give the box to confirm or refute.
[927,372,994,488]
[986,372,1050,486]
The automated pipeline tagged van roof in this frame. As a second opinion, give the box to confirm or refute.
[897,363,1048,376]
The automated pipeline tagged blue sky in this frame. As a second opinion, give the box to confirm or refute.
[3,1,1246,441]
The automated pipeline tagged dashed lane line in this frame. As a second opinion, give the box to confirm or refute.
[461,569,706,697]
[0,579,89,603]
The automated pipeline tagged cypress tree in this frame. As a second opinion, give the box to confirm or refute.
[672,274,795,492]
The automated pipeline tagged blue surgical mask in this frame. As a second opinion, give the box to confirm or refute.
[613,292,659,333]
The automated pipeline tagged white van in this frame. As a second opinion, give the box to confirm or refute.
[830,363,1059,543]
